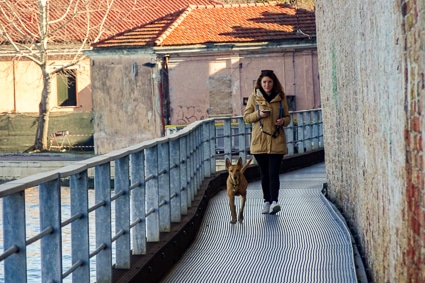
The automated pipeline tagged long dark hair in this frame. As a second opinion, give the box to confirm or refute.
[254,70,285,98]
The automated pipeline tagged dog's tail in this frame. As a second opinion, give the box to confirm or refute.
[241,159,252,173]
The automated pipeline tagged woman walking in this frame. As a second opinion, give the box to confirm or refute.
[243,69,291,214]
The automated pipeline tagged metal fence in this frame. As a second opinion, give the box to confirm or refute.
[168,109,323,157]
[0,109,322,283]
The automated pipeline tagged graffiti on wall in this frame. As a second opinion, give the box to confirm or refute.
[174,105,205,124]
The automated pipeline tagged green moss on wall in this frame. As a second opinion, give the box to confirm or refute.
[0,112,94,153]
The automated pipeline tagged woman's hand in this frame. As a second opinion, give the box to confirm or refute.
[260,110,271,118]
[275,118,284,126]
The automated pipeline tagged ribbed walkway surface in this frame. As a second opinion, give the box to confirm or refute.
[161,163,358,283]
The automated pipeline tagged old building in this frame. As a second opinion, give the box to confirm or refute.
[0,0,220,152]
[88,2,318,154]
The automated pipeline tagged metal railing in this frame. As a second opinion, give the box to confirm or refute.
[0,109,322,283]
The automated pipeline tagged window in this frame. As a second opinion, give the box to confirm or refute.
[57,69,77,106]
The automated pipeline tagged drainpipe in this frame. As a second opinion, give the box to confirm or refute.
[160,55,170,135]
[292,51,297,107]
[159,64,165,136]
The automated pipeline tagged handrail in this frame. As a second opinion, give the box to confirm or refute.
[0,110,322,282]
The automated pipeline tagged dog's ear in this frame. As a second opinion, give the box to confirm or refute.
[225,158,231,168]
[237,157,243,166]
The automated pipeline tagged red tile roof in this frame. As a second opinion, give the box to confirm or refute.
[93,2,315,49]
[0,0,221,45]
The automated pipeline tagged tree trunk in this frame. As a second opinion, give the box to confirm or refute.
[34,69,51,151]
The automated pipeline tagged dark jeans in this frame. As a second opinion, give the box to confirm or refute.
[254,154,284,203]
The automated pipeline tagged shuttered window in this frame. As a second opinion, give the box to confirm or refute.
[57,70,77,106]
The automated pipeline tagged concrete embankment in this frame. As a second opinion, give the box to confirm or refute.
[0,153,234,184]
[0,153,96,184]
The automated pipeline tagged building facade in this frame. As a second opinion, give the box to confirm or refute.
[88,3,319,154]
[0,0,221,153]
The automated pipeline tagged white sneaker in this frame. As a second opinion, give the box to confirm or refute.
[262,202,271,214]
[270,201,281,214]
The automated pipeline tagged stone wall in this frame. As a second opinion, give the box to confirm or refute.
[316,0,424,282]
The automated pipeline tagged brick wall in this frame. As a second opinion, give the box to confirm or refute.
[401,0,425,282]
[316,0,424,282]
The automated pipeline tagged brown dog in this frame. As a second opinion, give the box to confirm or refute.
[225,157,252,224]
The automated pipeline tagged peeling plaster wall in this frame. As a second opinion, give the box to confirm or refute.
[166,49,320,125]
[316,0,424,281]
[90,55,162,154]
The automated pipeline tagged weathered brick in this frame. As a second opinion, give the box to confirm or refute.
[417,134,423,151]
[413,116,421,132]
[419,207,425,228]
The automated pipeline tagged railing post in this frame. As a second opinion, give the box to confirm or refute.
[180,135,189,212]
[210,120,216,174]
[130,151,146,254]
[195,127,202,189]
[192,128,198,192]
[170,139,182,222]
[202,122,212,178]
[312,110,319,149]
[3,192,27,283]
[286,114,295,155]
[70,171,90,282]
[39,179,63,283]
[158,142,171,232]
[145,146,160,242]
[188,132,195,202]
[191,129,197,198]
[305,112,312,152]
[319,110,324,147]
[223,118,232,161]
[237,117,247,161]
[115,156,130,269]
[94,163,112,282]
[297,112,305,153]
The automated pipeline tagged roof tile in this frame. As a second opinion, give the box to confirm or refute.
[94,2,316,49]
[0,0,220,44]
